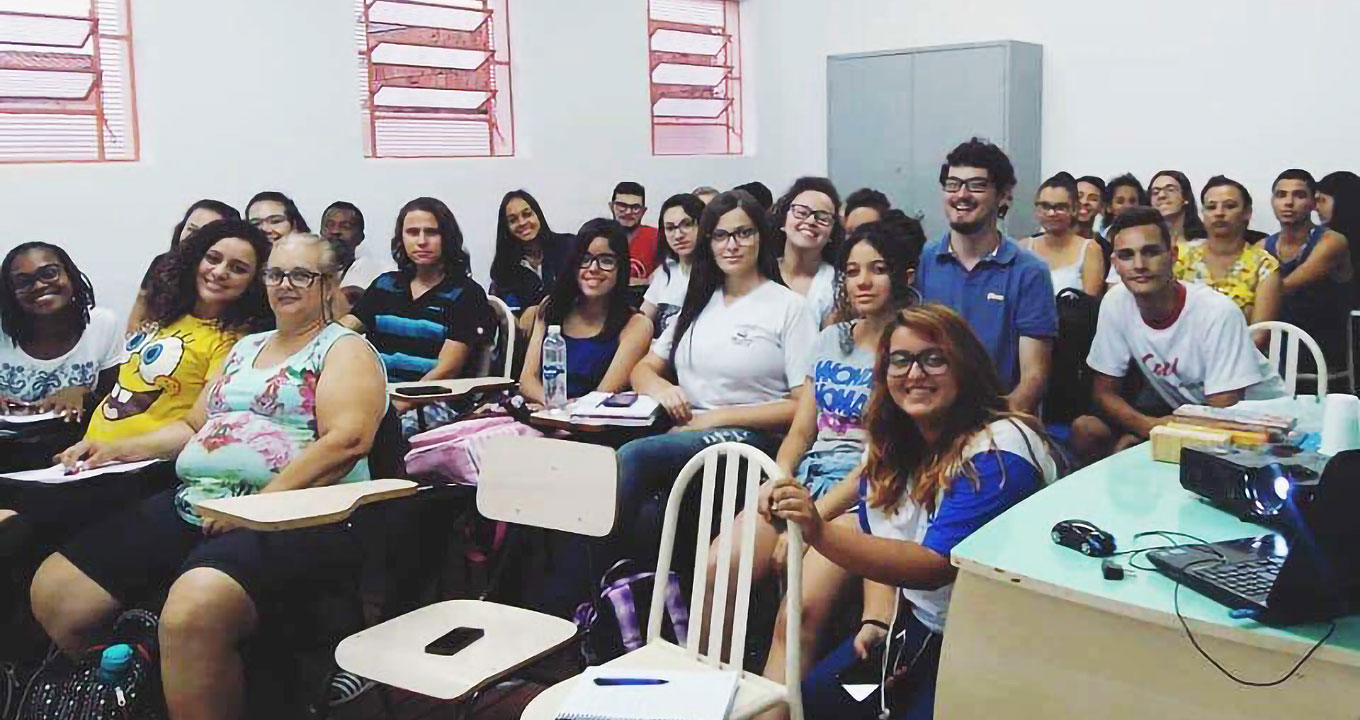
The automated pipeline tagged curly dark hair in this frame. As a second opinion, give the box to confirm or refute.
[773,176,844,263]
[939,137,1017,194]
[146,219,273,333]
[829,219,922,352]
[0,242,96,347]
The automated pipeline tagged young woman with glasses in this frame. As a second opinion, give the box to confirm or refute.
[0,243,120,427]
[774,177,846,326]
[760,304,1058,720]
[641,193,706,338]
[1020,172,1106,296]
[340,197,494,435]
[594,190,818,583]
[1148,170,1208,246]
[518,219,652,405]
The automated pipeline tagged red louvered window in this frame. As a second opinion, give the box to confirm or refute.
[0,0,139,163]
[356,0,515,158]
[648,0,742,156]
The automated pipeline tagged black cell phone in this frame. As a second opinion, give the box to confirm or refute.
[395,385,448,397]
[424,627,484,656]
[602,392,638,408]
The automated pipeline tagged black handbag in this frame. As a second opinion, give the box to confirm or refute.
[16,610,164,720]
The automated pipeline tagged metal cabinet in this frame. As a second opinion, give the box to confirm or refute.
[828,40,1043,240]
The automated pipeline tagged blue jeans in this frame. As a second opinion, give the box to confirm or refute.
[597,428,780,575]
[802,610,942,720]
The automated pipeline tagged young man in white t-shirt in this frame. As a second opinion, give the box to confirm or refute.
[1070,206,1286,461]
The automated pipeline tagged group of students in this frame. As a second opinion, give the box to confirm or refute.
[0,134,1350,720]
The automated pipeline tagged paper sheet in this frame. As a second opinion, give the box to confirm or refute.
[0,410,61,425]
[0,460,161,485]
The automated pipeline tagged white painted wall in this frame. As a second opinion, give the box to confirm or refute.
[0,0,776,321]
[760,0,1360,231]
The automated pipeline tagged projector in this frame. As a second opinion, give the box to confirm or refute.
[1180,446,1328,523]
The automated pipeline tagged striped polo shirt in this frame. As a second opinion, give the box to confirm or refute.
[351,270,494,382]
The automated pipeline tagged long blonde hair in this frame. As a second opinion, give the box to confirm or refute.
[863,304,1044,514]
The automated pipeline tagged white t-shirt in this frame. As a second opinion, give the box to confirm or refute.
[0,307,123,404]
[643,260,690,338]
[651,280,818,411]
[804,262,837,325]
[341,242,397,292]
[1087,282,1286,408]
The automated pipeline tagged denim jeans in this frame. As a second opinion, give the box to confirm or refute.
[802,609,942,720]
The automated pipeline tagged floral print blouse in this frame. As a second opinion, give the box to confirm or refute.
[173,324,381,525]
[1174,241,1279,316]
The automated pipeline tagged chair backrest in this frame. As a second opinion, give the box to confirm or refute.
[650,442,804,720]
[478,295,517,378]
[1250,320,1328,397]
[476,436,617,536]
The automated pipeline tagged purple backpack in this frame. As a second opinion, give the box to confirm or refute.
[574,560,690,664]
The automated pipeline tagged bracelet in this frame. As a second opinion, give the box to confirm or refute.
[860,619,890,632]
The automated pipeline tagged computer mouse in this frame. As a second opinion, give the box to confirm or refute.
[1051,519,1116,557]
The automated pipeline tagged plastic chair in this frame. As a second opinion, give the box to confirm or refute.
[1250,321,1330,398]
[522,442,805,720]
[478,295,517,378]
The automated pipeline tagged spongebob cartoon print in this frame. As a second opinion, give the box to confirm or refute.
[83,315,239,442]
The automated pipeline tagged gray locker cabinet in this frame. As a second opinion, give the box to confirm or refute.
[828,40,1043,241]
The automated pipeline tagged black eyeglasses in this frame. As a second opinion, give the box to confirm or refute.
[941,177,992,194]
[579,253,619,271]
[613,202,644,214]
[664,218,696,235]
[886,348,950,377]
[10,264,62,292]
[711,226,760,246]
[789,203,835,227]
[1036,202,1073,215]
[262,267,325,288]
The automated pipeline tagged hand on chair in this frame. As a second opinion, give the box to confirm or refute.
[769,476,822,546]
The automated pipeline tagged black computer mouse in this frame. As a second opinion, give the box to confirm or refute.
[1051,519,1116,557]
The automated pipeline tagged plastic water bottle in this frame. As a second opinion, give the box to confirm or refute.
[98,644,133,684]
[543,325,568,410]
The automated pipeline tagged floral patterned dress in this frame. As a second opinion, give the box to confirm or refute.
[1174,241,1279,317]
[173,324,381,524]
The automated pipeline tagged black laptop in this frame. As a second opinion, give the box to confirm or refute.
[1148,450,1360,626]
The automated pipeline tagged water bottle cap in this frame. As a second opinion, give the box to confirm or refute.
[548,325,561,334]
[101,643,134,670]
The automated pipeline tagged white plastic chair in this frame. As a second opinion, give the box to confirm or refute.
[1250,320,1330,398]
[479,295,516,378]
[523,442,805,720]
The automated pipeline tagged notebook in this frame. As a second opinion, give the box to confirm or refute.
[570,392,661,421]
[555,668,741,720]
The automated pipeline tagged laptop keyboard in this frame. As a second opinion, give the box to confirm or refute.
[1191,556,1285,603]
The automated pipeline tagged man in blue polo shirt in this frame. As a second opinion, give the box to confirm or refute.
[915,138,1057,414]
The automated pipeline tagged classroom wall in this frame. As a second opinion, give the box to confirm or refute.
[760,0,1360,226]
[0,0,777,322]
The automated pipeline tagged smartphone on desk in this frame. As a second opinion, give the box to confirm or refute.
[424,627,485,656]
[601,392,639,408]
[395,385,449,398]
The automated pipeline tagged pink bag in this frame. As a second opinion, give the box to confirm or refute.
[403,415,543,486]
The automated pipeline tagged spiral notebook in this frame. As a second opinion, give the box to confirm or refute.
[555,668,740,720]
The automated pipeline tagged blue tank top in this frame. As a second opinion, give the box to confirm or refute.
[563,330,620,399]
[1265,226,1350,368]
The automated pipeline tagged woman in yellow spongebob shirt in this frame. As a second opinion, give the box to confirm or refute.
[84,221,273,442]
[0,221,271,616]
